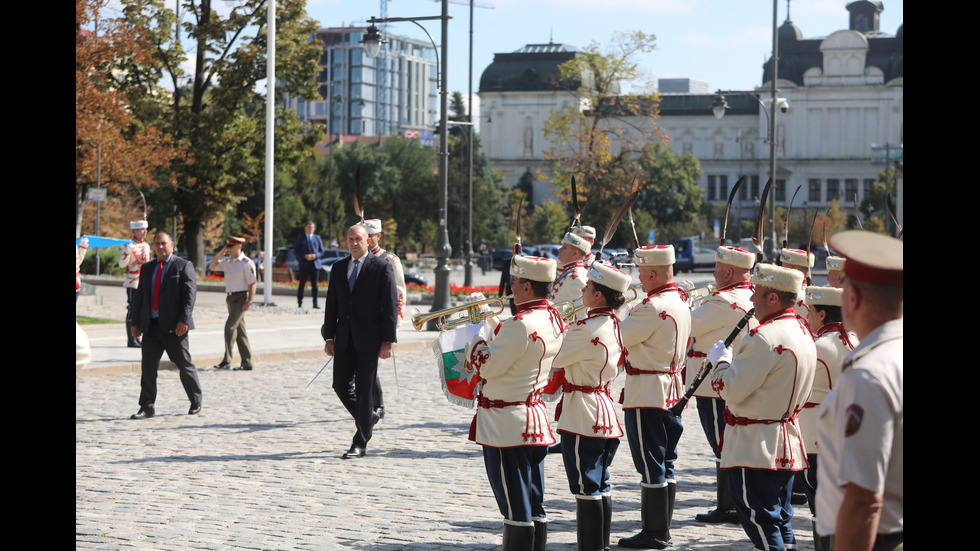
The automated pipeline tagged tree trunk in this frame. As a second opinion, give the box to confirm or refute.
[76,182,88,238]
[183,218,206,276]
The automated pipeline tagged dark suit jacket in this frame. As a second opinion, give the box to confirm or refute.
[295,232,325,270]
[321,253,398,353]
[131,255,197,333]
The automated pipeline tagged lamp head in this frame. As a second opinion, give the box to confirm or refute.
[360,20,385,58]
[712,93,729,120]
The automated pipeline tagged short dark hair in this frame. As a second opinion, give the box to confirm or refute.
[514,276,551,299]
[812,304,842,324]
[594,282,626,309]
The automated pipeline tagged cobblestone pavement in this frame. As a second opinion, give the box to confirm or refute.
[76,345,817,550]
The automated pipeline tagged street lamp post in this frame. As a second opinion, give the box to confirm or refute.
[711,0,782,262]
[361,2,453,329]
[327,94,344,244]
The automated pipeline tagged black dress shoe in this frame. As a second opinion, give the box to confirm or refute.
[342,446,366,459]
[695,508,740,524]
[127,340,142,349]
[232,366,253,371]
[312,305,321,310]
[213,362,231,370]
[130,406,155,420]
[188,403,202,415]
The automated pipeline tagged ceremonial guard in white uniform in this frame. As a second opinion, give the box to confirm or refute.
[779,248,815,322]
[708,263,817,551]
[688,246,757,525]
[572,225,597,267]
[825,255,845,288]
[363,219,403,422]
[549,231,590,320]
[119,219,151,348]
[798,286,857,539]
[466,255,565,550]
[816,231,903,551]
[552,261,630,551]
[618,245,692,550]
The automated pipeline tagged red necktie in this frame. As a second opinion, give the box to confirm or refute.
[152,260,164,311]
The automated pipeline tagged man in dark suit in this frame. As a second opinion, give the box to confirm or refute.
[129,232,203,419]
[322,224,398,459]
[295,221,325,309]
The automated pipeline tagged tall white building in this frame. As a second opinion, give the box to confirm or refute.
[478,1,903,230]
[282,26,438,140]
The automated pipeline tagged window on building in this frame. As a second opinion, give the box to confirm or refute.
[863,179,876,199]
[707,175,717,201]
[809,179,822,202]
[826,179,840,202]
[719,175,728,200]
[750,175,760,201]
[775,180,786,202]
[845,179,858,203]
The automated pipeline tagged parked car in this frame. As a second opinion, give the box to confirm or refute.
[404,272,428,287]
[490,248,513,270]
[274,246,350,280]
[533,244,561,259]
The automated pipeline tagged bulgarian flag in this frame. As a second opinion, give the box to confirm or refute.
[433,321,492,408]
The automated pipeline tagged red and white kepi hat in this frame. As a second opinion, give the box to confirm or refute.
[752,263,805,293]
[363,219,383,235]
[634,245,675,266]
[828,230,903,286]
[779,248,814,268]
[511,255,557,282]
[715,246,755,269]
[588,261,631,293]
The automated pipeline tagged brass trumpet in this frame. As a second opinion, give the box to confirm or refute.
[686,282,717,308]
[411,295,513,331]
[556,283,644,321]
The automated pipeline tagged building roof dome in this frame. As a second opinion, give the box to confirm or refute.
[479,43,581,93]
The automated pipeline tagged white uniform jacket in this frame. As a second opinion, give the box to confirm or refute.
[552,306,625,439]
[798,322,857,453]
[372,246,407,325]
[816,318,903,536]
[710,308,816,471]
[468,299,565,448]
[619,283,692,410]
[119,241,151,289]
[688,281,756,398]
[549,261,587,320]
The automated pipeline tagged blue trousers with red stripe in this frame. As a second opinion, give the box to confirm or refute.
[624,408,683,485]
[559,432,620,496]
[482,445,548,524]
[728,467,798,550]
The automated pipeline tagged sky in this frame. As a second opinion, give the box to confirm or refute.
[307,0,903,108]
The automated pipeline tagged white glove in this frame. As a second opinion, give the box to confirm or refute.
[677,279,695,291]
[707,340,733,365]
[466,292,491,314]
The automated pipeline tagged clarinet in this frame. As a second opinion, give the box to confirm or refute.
[669,308,755,417]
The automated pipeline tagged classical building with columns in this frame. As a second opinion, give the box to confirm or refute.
[478,1,903,233]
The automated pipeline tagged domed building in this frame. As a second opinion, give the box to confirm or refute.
[479,1,903,234]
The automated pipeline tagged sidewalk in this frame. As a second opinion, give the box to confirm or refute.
[76,269,822,550]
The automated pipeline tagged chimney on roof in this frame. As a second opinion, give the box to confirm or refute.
[846,1,883,34]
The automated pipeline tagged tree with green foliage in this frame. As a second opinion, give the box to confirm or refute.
[542,31,661,244]
[530,200,569,245]
[638,141,704,226]
[75,0,183,237]
[116,0,323,272]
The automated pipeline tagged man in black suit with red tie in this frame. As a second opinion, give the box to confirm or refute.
[322,224,398,459]
[129,232,203,419]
